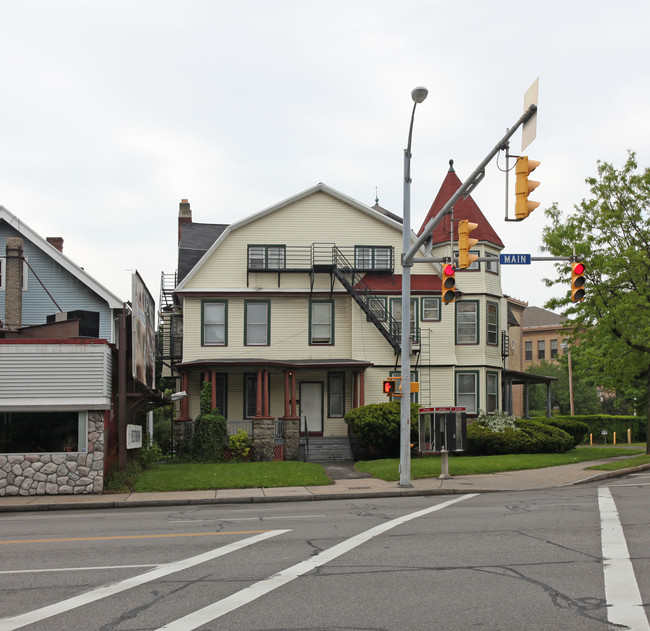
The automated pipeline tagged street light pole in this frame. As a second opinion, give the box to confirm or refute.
[400,86,428,488]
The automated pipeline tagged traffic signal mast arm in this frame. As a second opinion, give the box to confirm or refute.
[403,104,537,267]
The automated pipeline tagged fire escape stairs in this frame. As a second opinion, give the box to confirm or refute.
[330,249,402,355]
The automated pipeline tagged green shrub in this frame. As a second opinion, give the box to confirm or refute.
[535,417,589,447]
[228,430,253,462]
[191,412,228,462]
[467,417,573,455]
[540,415,646,442]
[345,401,419,459]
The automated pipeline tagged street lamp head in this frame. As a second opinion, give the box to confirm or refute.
[411,86,428,104]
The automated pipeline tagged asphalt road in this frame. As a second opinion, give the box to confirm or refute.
[1,472,649,631]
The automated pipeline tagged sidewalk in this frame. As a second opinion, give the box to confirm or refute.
[1,458,649,513]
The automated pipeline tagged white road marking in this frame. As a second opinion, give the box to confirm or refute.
[0,564,157,575]
[598,486,650,631]
[0,529,288,631]
[158,494,477,631]
[168,514,327,523]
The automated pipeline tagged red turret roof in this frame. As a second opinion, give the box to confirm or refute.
[417,161,504,248]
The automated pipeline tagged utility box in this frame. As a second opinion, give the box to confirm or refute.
[418,407,467,453]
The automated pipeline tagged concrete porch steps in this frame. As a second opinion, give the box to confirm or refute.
[304,437,354,462]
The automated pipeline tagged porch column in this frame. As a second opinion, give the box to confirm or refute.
[291,371,297,418]
[263,370,270,417]
[283,370,290,418]
[546,383,552,418]
[255,369,263,418]
[352,371,359,408]
[359,368,365,406]
[281,370,299,420]
[524,382,530,419]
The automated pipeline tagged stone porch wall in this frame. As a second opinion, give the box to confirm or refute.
[0,411,105,496]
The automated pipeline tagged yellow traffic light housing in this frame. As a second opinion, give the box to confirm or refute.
[571,262,586,302]
[458,219,479,269]
[515,156,541,220]
[441,263,456,304]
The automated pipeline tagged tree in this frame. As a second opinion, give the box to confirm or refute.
[541,151,650,452]
[526,359,600,416]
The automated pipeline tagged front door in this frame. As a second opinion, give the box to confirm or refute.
[300,382,323,436]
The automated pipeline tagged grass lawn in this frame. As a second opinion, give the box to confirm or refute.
[355,446,645,482]
[587,453,650,471]
[133,461,331,493]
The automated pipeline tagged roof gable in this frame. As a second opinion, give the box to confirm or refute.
[175,183,405,291]
[0,206,122,309]
[417,163,504,248]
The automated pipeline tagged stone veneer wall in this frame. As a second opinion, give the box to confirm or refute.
[0,411,104,496]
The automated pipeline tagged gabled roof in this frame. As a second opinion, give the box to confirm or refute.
[176,183,405,292]
[417,161,504,248]
[0,205,123,309]
[178,221,228,283]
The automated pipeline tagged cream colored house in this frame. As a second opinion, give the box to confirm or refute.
[161,165,516,459]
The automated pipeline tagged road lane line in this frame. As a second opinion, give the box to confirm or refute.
[0,565,158,575]
[0,529,289,631]
[598,486,650,631]
[0,530,269,545]
[158,494,477,631]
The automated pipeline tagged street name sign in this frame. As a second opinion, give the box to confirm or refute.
[499,253,531,264]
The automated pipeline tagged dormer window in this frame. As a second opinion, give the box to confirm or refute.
[354,246,392,270]
[248,245,285,269]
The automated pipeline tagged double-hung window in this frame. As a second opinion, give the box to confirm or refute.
[328,373,345,417]
[456,372,478,414]
[456,302,478,344]
[390,298,418,342]
[354,246,392,270]
[486,301,499,346]
[0,256,29,291]
[310,301,334,345]
[538,340,545,360]
[245,301,270,346]
[550,339,558,359]
[421,297,441,322]
[525,341,533,361]
[486,372,498,414]
[485,252,499,274]
[248,245,285,269]
[202,300,227,346]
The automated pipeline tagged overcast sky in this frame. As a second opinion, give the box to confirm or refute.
[1,0,648,314]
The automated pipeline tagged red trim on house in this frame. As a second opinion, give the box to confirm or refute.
[418,167,504,248]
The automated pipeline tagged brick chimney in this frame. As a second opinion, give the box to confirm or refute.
[178,199,192,244]
[46,236,64,252]
[5,237,24,330]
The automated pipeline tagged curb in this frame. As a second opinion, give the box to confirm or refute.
[1,463,648,514]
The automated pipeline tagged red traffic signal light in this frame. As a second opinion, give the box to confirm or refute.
[442,264,456,304]
[571,262,586,302]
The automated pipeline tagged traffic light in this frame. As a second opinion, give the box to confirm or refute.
[382,378,401,396]
[571,262,586,302]
[441,263,456,304]
[458,219,479,269]
[514,156,541,220]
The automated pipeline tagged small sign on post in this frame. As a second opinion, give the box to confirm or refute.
[126,424,143,449]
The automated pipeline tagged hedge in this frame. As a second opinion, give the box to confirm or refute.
[345,401,419,459]
[467,418,574,456]
[533,415,646,443]
[539,418,589,448]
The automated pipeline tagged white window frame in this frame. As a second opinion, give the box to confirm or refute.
[0,256,29,291]
[310,301,333,345]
